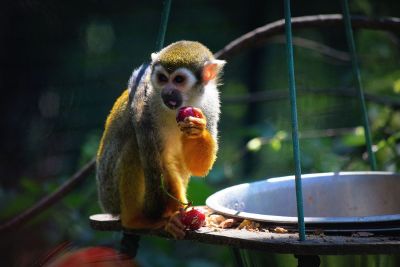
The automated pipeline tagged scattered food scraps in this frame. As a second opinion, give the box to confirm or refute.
[238,219,260,231]
[206,214,239,229]
[206,214,226,228]
[314,229,325,236]
[352,232,374,237]
[208,214,225,224]
[219,218,236,229]
[273,227,288,233]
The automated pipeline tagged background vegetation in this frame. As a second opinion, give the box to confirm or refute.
[1,0,399,266]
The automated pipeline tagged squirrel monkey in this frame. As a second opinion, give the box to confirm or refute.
[96,41,225,238]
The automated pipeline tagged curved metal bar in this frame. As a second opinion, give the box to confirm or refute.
[215,14,400,60]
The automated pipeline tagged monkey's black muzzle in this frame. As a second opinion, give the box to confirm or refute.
[161,88,183,110]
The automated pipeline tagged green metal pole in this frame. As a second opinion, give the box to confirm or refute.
[155,0,172,51]
[341,0,377,170]
[284,0,306,241]
[132,0,172,93]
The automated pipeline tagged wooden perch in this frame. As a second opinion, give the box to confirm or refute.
[89,212,400,255]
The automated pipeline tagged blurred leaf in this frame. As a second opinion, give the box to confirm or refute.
[246,137,262,152]
[79,131,100,164]
[63,192,84,208]
[376,142,394,164]
[390,112,400,130]
[351,0,373,15]
[269,130,287,152]
[0,193,36,219]
[20,177,41,195]
[342,127,365,147]
[187,178,215,206]
[270,138,282,151]
[275,130,288,140]
[387,132,400,145]
[393,79,400,94]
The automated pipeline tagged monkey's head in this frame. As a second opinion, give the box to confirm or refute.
[150,40,225,110]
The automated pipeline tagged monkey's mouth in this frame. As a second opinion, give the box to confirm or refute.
[161,89,183,110]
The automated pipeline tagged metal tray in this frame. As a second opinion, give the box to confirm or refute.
[206,172,400,232]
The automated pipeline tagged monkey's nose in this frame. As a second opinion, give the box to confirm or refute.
[161,88,183,110]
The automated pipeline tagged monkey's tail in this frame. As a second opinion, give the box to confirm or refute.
[95,161,121,215]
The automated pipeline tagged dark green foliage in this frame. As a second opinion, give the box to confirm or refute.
[1,0,400,266]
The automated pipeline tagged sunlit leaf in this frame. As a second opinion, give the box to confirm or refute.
[246,137,262,152]
[275,130,288,140]
[393,79,400,94]
[342,127,365,147]
[270,138,282,151]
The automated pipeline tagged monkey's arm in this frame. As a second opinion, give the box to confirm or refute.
[179,115,217,177]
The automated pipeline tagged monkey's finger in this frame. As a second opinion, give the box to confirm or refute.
[169,213,186,230]
[181,128,203,138]
[180,125,203,133]
[179,123,202,133]
[185,116,206,127]
[179,118,206,130]
[165,222,186,239]
[180,122,205,132]
[178,121,199,130]
[191,107,205,117]
[188,128,202,137]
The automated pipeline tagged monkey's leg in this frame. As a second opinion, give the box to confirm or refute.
[161,165,188,214]
[159,160,190,239]
[119,170,168,230]
[117,143,166,230]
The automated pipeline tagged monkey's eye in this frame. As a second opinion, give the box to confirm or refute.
[173,75,185,84]
[157,73,168,83]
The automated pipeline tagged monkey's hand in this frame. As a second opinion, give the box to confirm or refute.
[164,209,186,239]
[178,107,216,177]
[177,108,206,138]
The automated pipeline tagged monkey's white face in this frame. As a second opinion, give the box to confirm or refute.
[151,65,198,110]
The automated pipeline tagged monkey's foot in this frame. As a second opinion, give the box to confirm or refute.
[164,211,186,239]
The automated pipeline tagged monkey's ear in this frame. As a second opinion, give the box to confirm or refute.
[151,52,159,62]
[202,60,226,83]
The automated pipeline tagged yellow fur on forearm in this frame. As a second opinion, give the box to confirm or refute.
[181,130,216,177]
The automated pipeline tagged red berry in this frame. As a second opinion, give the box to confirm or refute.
[176,106,203,122]
[180,208,206,230]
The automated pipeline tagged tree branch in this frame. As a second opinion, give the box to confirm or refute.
[0,157,96,233]
[215,14,400,60]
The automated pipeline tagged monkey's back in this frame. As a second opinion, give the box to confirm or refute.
[96,90,143,215]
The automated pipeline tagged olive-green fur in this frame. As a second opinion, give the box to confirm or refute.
[154,41,214,74]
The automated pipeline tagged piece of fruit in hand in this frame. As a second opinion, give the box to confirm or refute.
[180,208,206,230]
[176,106,203,123]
